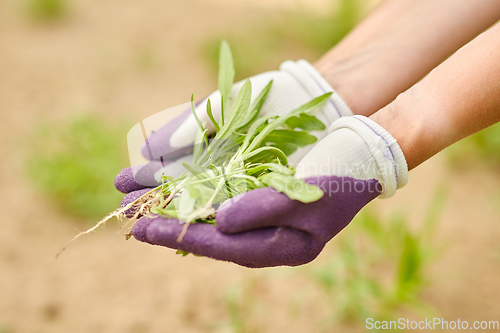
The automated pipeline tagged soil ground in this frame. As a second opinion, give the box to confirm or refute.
[1,0,499,332]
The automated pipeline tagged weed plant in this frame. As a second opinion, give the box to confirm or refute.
[27,115,130,221]
[26,0,67,22]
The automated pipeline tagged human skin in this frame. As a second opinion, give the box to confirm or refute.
[314,0,500,117]
[119,1,500,267]
[116,0,500,189]
[371,21,500,170]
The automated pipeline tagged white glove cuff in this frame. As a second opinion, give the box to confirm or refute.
[328,116,409,199]
[279,60,353,124]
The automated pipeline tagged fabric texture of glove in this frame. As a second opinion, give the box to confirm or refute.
[131,176,380,268]
[114,60,352,193]
[295,115,408,198]
[118,115,409,268]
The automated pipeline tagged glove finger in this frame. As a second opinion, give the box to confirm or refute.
[114,161,164,193]
[140,109,194,161]
[215,186,297,233]
[216,176,382,236]
[140,75,274,162]
[151,154,193,181]
[140,95,220,162]
[121,188,152,217]
[132,216,323,268]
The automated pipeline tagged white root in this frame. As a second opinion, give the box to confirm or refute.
[56,186,170,259]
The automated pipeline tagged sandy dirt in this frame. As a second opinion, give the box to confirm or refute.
[1,0,499,332]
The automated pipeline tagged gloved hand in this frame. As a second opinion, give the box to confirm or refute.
[114,60,352,194]
[120,115,408,268]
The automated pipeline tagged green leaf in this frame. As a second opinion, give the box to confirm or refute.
[190,94,209,149]
[177,189,196,220]
[226,79,252,126]
[287,92,332,117]
[182,163,219,192]
[269,142,298,156]
[237,80,273,130]
[397,234,421,293]
[244,116,286,154]
[185,180,216,204]
[259,173,323,203]
[245,163,294,176]
[286,113,326,131]
[149,43,335,228]
[244,149,283,165]
[192,128,208,163]
[176,250,190,256]
[152,198,180,219]
[243,93,330,153]
[206,98,220,132]
[264,129,317,147]
[218,40,235,124]
[206,80,252,161]
[241,146,288,166]
[182,162,207,176]
[247,92,332,151]
[231,174,264,188]
[239,116,270,152]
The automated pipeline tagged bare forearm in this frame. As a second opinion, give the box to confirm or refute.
[372,23,500,170]
[314,0,500,116]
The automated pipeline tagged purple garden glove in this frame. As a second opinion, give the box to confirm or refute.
[114,60,352,193]
[129,176,380,268]
[116,116,409,268]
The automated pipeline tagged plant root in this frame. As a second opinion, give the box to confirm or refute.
[56,186,172,259]
[177,222,190,243]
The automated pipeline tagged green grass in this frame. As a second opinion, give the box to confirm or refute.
[202,0,361,80]
[0,324,11,333]
[224,287,248,333]
[222,279,268,333]
[446,122,500,169]
[27,115,130,221]
[26,0,67,22]
[134,45,161,72]
[303,188,447,329]
[217,190,447,332]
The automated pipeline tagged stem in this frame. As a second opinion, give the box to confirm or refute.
[220,95,225,126]
[204,177,227,209]
[187,169,243,186]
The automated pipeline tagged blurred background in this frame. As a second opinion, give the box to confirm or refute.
[1,0,500,332]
